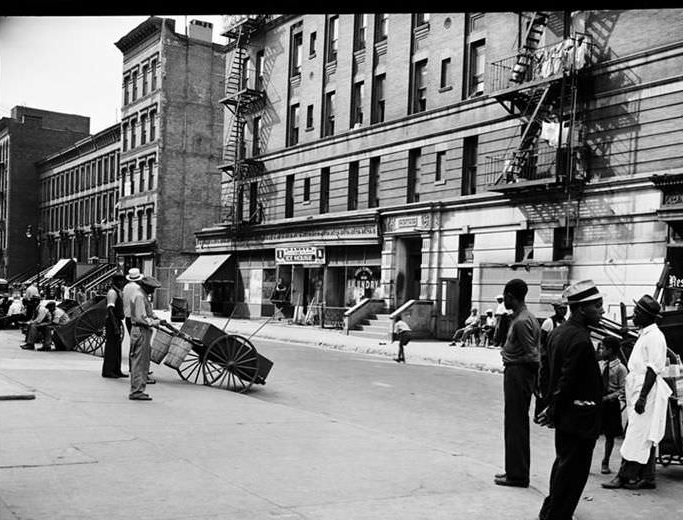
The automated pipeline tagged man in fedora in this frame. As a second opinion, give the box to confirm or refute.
[495,278,541,488]
[102,273,127,378]
[537,280,604,520]
[602,294,672,490]
[123,268,144,336]
[128,275,161,401]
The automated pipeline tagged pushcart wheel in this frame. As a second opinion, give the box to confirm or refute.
[74,315,106,357]
[176,347,209,385]
[202,334,259,393]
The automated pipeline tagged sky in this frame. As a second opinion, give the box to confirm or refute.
[0,15,229,134]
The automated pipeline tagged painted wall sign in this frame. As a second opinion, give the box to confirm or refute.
[275,246,326,265]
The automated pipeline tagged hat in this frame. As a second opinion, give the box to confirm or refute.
[486,308,493,314]
[138,275,161,289]
[563,280,603,305]
[126,268,143,281]
[633,294,662,318]
[496,294,504,300]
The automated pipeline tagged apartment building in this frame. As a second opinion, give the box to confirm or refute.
[114,16,227,306]
[188,11,683,338]
[0,106,90,279]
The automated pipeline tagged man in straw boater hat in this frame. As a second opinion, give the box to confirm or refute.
[537,280,604,520]
[128,275,161,401]
[602,294,672,490]
[102,273,128,378]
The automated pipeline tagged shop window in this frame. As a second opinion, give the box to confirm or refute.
[462,135,478,195]
[553,226,574,261]
[458,233,475,263]
[516,230,535,262]
[348,161,359,211]
[407,148,421,203]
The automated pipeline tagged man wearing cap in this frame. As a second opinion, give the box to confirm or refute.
[603,294,672,490]
[494,278,541,488]
[537,280,604,520]
[102,273,128,379]
[128,275,161,401]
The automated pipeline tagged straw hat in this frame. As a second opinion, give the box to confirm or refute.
[563,280,603,305]
[126,268,143,282]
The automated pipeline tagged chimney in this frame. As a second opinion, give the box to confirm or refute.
[188,19,213,43]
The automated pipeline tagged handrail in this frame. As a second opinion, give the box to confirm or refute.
[344,297,372,317]
[389,300,417,320]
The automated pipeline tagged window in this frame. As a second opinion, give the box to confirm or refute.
[137,210,143,241]
[103,158,109,185]
[353,14,367,51]
[414,13,430,27]
[306,104,314,129]
[303,177,311,202]
[252,116,261,156]
[309,31,317,57]
[435,150,446,182]
[123,76,130,105]
[458,233,475,263]
[130,118,137,149]
[122,123,128,152]
[97,159,103,185]
[288,104,300,146]
[371,74,385,124]
[375,13,388,41]
[369,156,380,208]
[149,110,156,141]
[462,135,478,195]
[411,59,428,114]
[440,58,452,89]
[110,155,116,183]
[132,70,138,101]
[108,192,114,221]
[285,174,294,218]
[127,213,133,242]
[119,214,126,242]
[255,50,265,90]
[468,12,485,33]
[323,91,335,137]
[326,15,339,62]
[516,230,535,262]
[139,162,145,192]
[129,164,135,195]
[407,148,422,203]
[350,81,364,127]
[236,185,244,223]
[240,56,250,90]
[348,161,359,211]
[148,158,155,190]
[150,58,157,90]
[120,167,127,197]
[146,208,153,239]
[290,26,303,77]
[553,226,574,261]
[140,114,147,145]
[142,64,148,96]
[467,39,486,97]
[249,181,259,223]
[85,164,91,189]
[320,167,330,214]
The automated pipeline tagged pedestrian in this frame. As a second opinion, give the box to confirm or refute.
[270,277,290,320]
[535,300,568,420]
[602,295,673,490]
[598,335,627,475]
[102,273,128,379]
[537,279,605,520]
[449,307,479,347]
[76,287,86,305]
[392,314,411,363]
[128,275,161,401]
[123,268,144,336]
[494,278,541,488]
[23,281,40,321]
[20,301,56,351]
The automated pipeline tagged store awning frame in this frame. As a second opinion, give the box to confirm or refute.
[43,258,75,279]
[176,254,232,284]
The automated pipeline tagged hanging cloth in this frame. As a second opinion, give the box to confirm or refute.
[540,121,560,147]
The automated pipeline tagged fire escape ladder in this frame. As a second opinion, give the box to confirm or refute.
[510,12,549,85]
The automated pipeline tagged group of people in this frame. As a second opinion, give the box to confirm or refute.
[493,277,673,520]
[449,294,514,348]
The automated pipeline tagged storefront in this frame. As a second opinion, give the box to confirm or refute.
[175,253,234,315]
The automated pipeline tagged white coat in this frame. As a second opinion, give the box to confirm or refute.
[620,323,673,463]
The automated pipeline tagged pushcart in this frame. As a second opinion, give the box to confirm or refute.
[54,297,108,356]
[150,318,273,393]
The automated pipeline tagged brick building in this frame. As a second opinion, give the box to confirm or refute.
[113,17,227,306]
[36,124,121,267]
[181,12,682,337]
[0,107,90,279]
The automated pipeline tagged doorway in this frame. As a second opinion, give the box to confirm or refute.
[394,236,422,307]
[437,277,459,339]
[457,267,473,328]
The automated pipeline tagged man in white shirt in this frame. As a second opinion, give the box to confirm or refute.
[20,301,56,351]
[129,276,161,401]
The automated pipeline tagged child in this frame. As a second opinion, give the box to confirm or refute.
[392,314,411,363]
[598,335,627,474]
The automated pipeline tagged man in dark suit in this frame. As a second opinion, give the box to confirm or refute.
[537,280,604,520]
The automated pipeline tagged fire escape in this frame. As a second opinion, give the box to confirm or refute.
[219,15,268,235]
[486,11,592,198]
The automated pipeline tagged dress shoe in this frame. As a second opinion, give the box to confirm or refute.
[602,476,625,489]
[146,378,156,384]
[601,462,611,474]
[36,347,51,351]
[494,475,529,487]
[20,344,35,350]
[393,358,401,363]
[623,479,656,490]
[129,394,152,401]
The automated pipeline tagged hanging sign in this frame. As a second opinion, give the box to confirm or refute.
[275,246,325,265]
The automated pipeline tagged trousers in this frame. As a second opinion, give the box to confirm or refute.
[129,326,151,397]
[540,429,597,520]
[618,445,656,482]
[102,317,123,376]
[503,363,537,483]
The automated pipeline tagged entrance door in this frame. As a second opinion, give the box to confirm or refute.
[437,278,459,339]
[457,267,473,328]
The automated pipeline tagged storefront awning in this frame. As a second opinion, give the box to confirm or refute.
[43,258,74,279]
[176,254,232,284]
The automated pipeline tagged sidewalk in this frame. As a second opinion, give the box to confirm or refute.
[154,311,505,374]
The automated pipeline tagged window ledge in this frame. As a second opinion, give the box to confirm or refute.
[309,52,316,59]
[302,200,311,206]
[438,85,453,93]
[305,126,315,132]
[434,179,446,186]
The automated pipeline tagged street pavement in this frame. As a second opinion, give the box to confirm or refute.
[1,312,682,520]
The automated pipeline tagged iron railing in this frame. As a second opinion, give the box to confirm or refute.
[484,146,561,186]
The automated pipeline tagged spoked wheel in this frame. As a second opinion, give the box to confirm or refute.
[73,310,107,357]
[202,334,259,393]
[176,345,210,385]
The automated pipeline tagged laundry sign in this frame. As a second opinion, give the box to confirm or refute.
[275,246,326,265]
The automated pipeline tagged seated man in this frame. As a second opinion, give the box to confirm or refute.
[482,308,497,346]
[450,308,480,347]
[20,301,56,351]
[2,296,26,329]
[51,304,70,351]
